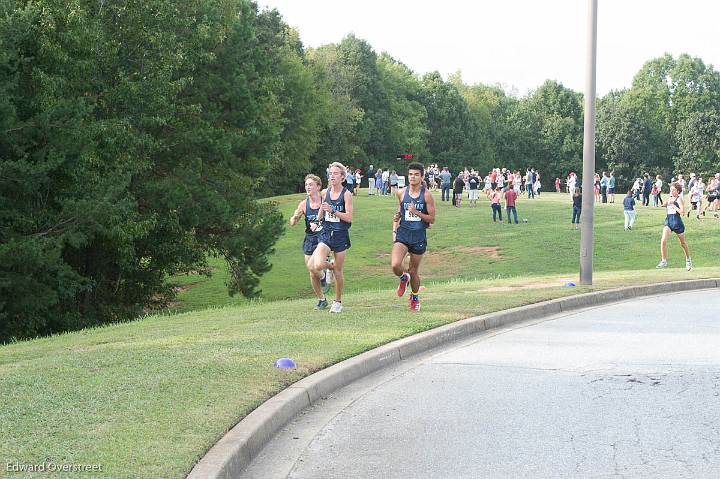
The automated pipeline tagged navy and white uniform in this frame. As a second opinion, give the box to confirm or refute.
[319,188,351,253]
[395,186,429,255]
[302,197,322,256]
[664,199,685,234]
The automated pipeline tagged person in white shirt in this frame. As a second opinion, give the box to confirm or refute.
[689,177,705,218]
[655,175,664,205]
[567,173,577,197]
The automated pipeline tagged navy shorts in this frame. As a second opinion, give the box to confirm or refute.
[303,234,320,256]
[319,229,351,253]
[608,188,615,194]
[395,227,427,255]
[664,215,685,234]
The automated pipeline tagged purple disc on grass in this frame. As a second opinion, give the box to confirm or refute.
[274,357,297,369]
[565,282,576,287]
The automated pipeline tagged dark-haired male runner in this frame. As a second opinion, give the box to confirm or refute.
[391,162,436,311]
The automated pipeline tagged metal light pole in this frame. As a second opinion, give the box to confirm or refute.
[580,0,598,285]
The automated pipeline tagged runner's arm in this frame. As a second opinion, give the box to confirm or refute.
[392,210,400,241]
[289,200,306,226]
[317,189,327,221]
[424,189,436,224]
[675,197,685,216]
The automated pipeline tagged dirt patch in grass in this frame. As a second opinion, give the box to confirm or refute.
[455,246,502,259]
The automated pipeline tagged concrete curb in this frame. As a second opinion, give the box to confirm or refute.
[187,279,719,479]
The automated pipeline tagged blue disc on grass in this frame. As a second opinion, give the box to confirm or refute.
[274,357,297,369]
[565,282,576,287]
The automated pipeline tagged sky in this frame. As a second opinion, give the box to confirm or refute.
[257,0,719,96]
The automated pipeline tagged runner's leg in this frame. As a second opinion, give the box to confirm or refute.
[305,255,324,299]
[677,232,690,258]
[408,252,423,295]
[331,250,346,302]
[660,226,671,260]
[391,242,409,277]
[310,242,332,278]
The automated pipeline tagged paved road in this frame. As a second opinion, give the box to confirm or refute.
[242,290,720,478]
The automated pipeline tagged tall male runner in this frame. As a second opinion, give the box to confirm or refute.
[290,174,331,310]
[391,162,436,311]
[310,162,353,313]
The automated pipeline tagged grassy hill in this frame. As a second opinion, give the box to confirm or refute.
[2,190,718,478]
[170,190,719,312]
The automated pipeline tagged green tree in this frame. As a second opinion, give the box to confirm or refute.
[598,54,720,185]
[453,74,518,172]
[0,0,285,341]
[505,80,583,181]
[307,43,365,175]
[419,71,475,170]
[254,10,327,195]
[674,110,720,179]
[377,54,429,169]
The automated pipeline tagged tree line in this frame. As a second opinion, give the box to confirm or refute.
[1,0,719,341]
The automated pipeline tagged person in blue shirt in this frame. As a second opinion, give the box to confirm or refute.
[345,167,355,194]
[599,171,609,203]
[608,172,617,203]
[391,162,436,312]
[642,173,652,207]
[439,167,452,202]
[623,190,636,230]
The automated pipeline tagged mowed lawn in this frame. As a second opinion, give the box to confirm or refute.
[2,191,719,479]
[171,190,720,311]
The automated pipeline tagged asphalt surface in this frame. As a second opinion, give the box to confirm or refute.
[242,289,720,479]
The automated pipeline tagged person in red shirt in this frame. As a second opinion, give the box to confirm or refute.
[555,177,561,193]
[504,187,519,224]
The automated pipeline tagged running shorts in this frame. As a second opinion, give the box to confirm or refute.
[303,234,320,256]
[395,227,427,255]
[319,229,351,253]
[664,214,685,234]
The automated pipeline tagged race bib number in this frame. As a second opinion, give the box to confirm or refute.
[325,209,340,222]
[404,208,421,221]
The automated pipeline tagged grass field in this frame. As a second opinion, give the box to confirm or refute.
[2,190,718,478]
[170,190,720,312]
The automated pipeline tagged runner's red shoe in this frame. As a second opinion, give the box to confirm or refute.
[409,294,420,312]
[396,273,409,297]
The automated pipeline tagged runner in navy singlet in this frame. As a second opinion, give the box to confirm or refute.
[290,174,331,310]
[391,162,436,311]
[310,162,354,313]
[656,182,692,271]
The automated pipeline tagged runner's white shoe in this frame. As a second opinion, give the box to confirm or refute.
[656,260,668,269]
[686,257,692,271]
[326,257,334,286]
[329,300,343,313]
